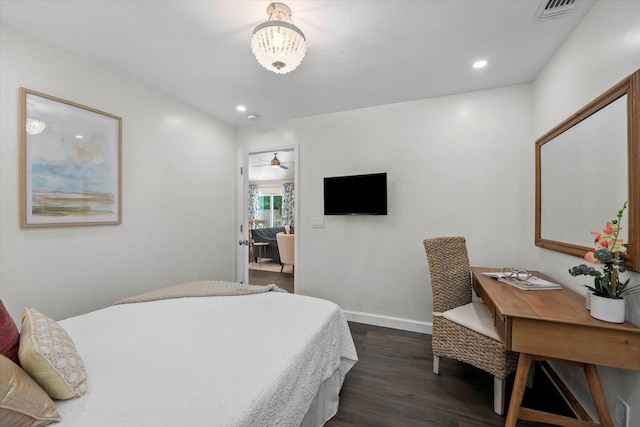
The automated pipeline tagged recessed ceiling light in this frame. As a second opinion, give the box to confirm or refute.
[247,114,260,121]
[75,135,83,139]
[237,105,247,112]
[473,60,487,69]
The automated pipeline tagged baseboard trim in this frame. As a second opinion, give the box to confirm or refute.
[342,310,432,334]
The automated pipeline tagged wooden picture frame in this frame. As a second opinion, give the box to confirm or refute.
[20,88,122,227]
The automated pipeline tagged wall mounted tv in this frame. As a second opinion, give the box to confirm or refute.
[323,172,387,216]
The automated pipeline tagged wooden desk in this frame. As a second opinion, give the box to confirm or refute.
[471,267,640,427]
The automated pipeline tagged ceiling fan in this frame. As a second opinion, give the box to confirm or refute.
[254,153,290,170]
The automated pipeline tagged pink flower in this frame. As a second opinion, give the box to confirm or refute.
[584,250,600,264]
[604,221,617,235]
[598,239,611,250]
[590,221,625,252]
[611,239,627,253]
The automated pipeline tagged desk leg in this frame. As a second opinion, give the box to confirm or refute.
[506,357,613,427]
[584,364,613,427]
[505,353,533,427]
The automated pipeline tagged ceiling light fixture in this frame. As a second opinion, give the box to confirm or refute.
[473,60,488,69]
[237,105,247,112]
[251,2,306,75]
[271,153,282,168]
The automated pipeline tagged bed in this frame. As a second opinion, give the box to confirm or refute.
[4,281,358,426]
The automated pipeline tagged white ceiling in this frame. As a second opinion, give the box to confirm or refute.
[0,0,596,128]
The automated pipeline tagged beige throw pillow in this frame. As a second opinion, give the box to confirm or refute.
[19,308,87,400]
[0,354,61,426]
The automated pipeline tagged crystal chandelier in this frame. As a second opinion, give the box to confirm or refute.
[251,3,306,74]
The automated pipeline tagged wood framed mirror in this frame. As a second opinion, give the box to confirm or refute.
[535,70,639,271]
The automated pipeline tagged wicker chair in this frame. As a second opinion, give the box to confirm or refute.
[423,236,518,415]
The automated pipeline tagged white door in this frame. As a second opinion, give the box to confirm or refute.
[236,150,249,284]
[237,146,298,288]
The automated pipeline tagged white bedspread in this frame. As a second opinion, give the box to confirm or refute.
[55,292,358,426]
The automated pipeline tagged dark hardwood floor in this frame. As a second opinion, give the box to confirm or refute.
[244,274,576,425]
[328,322,576,427]
[248,267,294,293]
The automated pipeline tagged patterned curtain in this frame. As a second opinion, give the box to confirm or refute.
[281,182,295,225]
[248,184,260,220]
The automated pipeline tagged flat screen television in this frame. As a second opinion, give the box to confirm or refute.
[324,172,387,215]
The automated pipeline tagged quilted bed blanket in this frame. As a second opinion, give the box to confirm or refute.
[56,286,357,426]
[115,280,285,304]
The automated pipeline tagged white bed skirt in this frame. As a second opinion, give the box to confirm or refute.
[301,357,355,426]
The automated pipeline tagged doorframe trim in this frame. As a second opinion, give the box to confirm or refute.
[236,150,249,284]
[240,144,299,291]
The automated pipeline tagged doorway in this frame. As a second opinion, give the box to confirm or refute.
[240,148,297,293]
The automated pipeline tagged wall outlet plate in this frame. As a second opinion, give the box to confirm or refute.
[614,396,629,427]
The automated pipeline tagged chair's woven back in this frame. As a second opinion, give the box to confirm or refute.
[423,237,472,313]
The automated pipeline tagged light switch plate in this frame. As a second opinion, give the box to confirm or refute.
[311,217,325,228]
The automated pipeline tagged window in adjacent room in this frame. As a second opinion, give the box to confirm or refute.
[258,194,282,227]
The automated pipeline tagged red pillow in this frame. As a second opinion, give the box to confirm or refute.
[0,300,20,365]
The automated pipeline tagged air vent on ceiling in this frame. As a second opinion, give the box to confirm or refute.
[535,0,576,21]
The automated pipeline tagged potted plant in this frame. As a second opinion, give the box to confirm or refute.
[569,202,640,323]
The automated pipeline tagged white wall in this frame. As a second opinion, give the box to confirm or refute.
[0,24,237,322]
[2,0,639,421]
[238,84,533,326]
[238,1,640,420]
[531,1,640,423]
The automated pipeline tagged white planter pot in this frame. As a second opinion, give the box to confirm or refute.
[590,295,625,323]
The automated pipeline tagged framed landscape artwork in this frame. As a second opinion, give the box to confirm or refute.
[20,88,122,227]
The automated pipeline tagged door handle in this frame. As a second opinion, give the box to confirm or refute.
[238,240,250,246]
